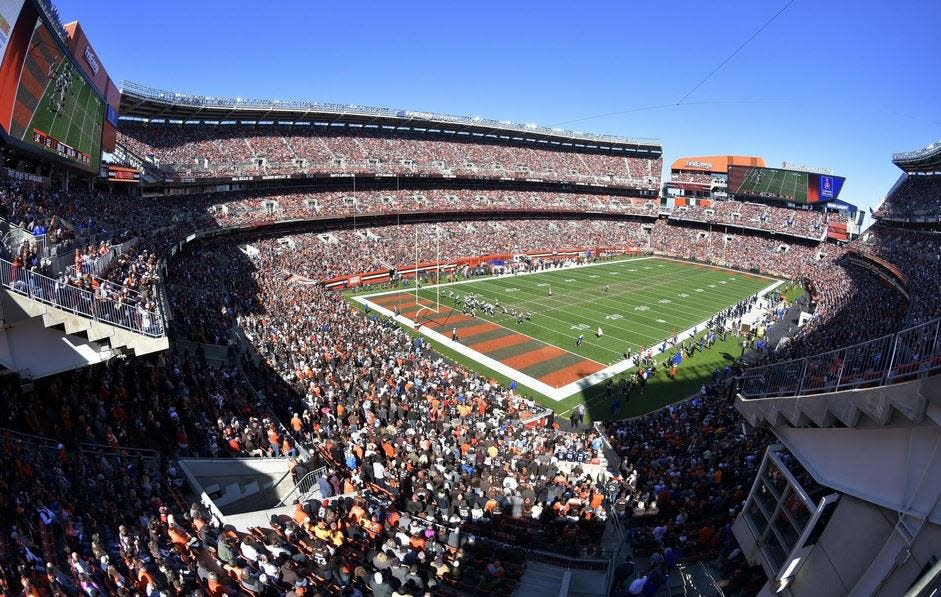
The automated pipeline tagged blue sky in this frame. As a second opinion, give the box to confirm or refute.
[58,0,940,215]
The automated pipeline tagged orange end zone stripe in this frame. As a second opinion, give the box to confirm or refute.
[452,322,501,340]
[500,345,568,371]
[537,361,606,388]
[469,332,530,353]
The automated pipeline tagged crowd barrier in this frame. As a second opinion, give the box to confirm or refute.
[740,317,941,398]
[0,256,165,338]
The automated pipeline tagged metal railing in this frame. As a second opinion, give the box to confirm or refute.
[66,238,139,279]
[0,256,166,338]
[276,467,327,507]
[740,317,941,399]
[892,140,941,163]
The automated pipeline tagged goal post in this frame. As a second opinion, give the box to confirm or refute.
[413,223,441,321]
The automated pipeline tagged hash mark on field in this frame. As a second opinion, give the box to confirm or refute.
[505,288,520,292]
[719,281,727,284]
[708,284,717,288]
[655,319,667,323]
[536,283,548,287]
[678,293,690,298]
[565,278,576,282]
[628,269,637,272]
[588,275,599,278]
[695,288,704,292]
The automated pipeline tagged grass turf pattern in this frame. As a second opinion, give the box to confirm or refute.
[359,257,778,418]
[406,257,772,365]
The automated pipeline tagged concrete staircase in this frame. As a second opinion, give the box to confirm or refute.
[514,561,569,597]
[0,285,168,378]
[3,288,168,356]
[735,374,940,429]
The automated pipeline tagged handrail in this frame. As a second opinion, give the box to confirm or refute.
[276,467,327,507]
[739,316,941,399]
[0,256,166,338]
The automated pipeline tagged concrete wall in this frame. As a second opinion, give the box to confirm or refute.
[775,415,941,524]
[785,496,941,597]
[178,458,298,515]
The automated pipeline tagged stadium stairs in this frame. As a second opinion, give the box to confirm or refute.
[0,284,168,378]
[735,374,940,429]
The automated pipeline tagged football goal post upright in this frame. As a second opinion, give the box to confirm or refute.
[414,223,441,320]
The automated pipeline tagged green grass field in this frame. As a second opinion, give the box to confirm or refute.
[27,58,103,170]
[358,257,779,420]
[412,257,772,363]
[736,167,808,203]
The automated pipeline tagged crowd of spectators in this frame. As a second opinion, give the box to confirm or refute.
[3,161,939,594]
[211,190,658,226]
[117,124,663,190]
[669,199,839,240]
[668,172,715,186]
[874,174,941,222]
[856,226,941,325]
[604,382,769,595]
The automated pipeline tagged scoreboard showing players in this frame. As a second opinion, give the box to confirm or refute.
[728,165,845,204]
[0,0,104,172]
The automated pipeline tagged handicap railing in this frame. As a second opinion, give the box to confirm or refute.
[0,256,166,338]
[276,466,328,507]
[740,317,941,399]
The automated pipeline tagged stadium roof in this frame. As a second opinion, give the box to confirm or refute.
[892,139,941,172]
[118,81,662,157]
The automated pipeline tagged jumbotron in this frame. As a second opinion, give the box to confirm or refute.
[0,2,939,597]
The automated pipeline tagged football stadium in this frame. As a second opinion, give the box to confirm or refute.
[0,1,939,596]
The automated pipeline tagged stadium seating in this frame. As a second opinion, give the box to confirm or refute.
[117,124,663,190]
[874,174,941,222]
[669,172,714,185]
[668,199,836,240]
[2,157,936,595]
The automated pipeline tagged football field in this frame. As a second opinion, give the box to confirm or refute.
[355,257,780,410]
[736,167,807,202]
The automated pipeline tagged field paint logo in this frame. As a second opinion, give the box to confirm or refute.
[605,314,623,320]
[571,323,591,331]
[634,306,649,311]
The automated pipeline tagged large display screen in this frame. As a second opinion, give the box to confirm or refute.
[727,165,844,204]
[0,1,103,171]
[0,0,26,63]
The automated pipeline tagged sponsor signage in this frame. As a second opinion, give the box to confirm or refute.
[32,129,91,165]
[83,45,99,75]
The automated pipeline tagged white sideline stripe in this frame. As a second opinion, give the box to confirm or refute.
[352,295,565,399]
[552,279,784,398]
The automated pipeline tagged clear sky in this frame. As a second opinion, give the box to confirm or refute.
[57,0,940,216]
